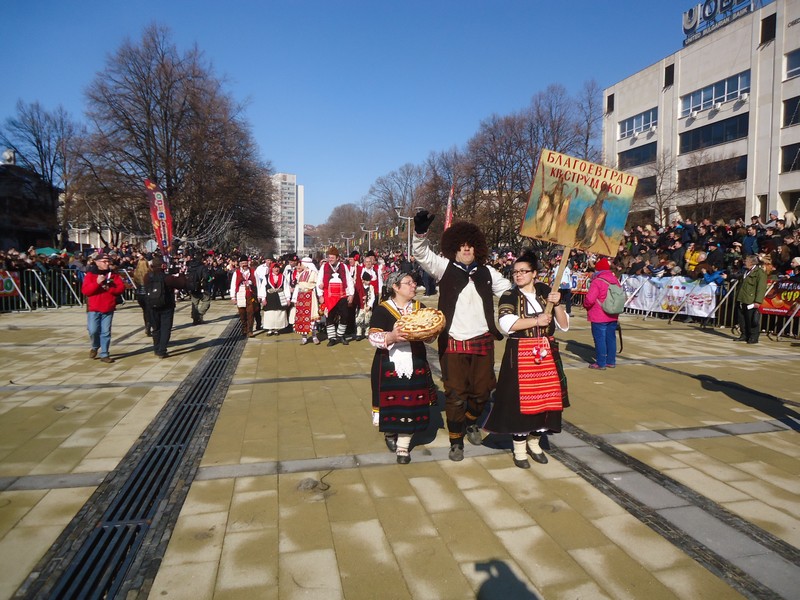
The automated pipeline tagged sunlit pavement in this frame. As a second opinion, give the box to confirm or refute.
[0,297,798,599]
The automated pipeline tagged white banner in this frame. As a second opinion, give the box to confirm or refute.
[620,275,718,317]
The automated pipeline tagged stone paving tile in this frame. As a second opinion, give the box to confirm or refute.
[430,509,510,562]
[407,473,473,514]
[180,478,235,515]
[651,561,747,600]
[569,544,679,600]
[0,524,68,599]
[161,510,229,566]
[226,487,278,533]
[149,560,218,600]
[373,495,439,541]
[215,529,278,593]
[591,513,690,571]
[279,548,343,600]
[733,459,800,492]
[458,558,540,599]
[390,537,474,599]
[723,498,800,547]
[494,524,589,589]
[660,466,753,503]
[330,519,408,599]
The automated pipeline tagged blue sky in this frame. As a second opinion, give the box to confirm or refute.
[4,1,693,226]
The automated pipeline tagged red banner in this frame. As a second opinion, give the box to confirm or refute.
[0,270,21,297]
[444,184,454,231]
[759,280,800,316]
[144,179,174,255]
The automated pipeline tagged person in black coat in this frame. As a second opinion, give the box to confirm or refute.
[144,256,187,358]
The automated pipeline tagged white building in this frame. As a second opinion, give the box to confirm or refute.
[603,0,800,225]
[271,173,305,255]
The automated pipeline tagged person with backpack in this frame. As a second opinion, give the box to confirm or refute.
[145,256,187,358]
[583,257,623,370]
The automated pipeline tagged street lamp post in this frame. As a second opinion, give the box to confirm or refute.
[340,232,355,255]
[359,223,379,251]
[394,206,422,259]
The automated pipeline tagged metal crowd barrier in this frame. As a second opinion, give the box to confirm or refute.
[0,268,137,313]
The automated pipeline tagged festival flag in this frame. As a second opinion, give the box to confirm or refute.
[444,184,454,230]
[144,179,174,255]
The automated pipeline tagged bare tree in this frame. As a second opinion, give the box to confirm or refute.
[632,150,679,226]
[678,150,745,221]
[574,79,603,162]
[77,24,274,249]
[0,101,81,246]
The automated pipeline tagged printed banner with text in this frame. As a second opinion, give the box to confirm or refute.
[144,179,174,255]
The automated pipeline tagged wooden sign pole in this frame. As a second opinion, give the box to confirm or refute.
[544,248,572,315]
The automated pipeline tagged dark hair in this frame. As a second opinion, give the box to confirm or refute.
[440,221,489,263]
[514,252,539,271]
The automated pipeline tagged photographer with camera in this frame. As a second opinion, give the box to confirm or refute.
[81,251,126,364]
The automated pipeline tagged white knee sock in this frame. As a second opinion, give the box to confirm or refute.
[527,435,544,454]
[513,439,528,461]
[396,434,412,454]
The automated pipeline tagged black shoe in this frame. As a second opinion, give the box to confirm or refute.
[384,434,398,452]
[396,452,411,464]
[465,424,482,446]
[732,337,747,342]
[327,338,339,347]
[747,339,758,344]
[448,445,464,462]
[340,337,349,346]
[513,456,531,469]
[526,446,549,464]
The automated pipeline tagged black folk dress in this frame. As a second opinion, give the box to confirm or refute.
[483,283,570,436]
[370,300,437,435]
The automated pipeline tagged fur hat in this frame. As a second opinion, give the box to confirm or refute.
[440,221,489,264]
[595,257,611,271]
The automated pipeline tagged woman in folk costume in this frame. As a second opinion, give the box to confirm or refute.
[229,255,258,337]
[317,246,355,346]
[259,262,289,335]
[368,271,438,464]
[291,257,321,345]
[483,252,570,469]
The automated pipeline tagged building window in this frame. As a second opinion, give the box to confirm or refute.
[680,71,750,117]
[760,13,776,44]
[634,176,657,198]
[784,96,800,127]
[788,49,800,80]
[664,64,674,87]
[679,113,749,154]
[782,143,800,173]
[606,94,615,113]
[619,108,658,139]
[618,142,657,169]
[678,156,747,191]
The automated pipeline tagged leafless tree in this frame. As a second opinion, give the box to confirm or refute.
[632,150,680,226]
[0,101,81,246]
[574,79,603,162]
[678,149,745,222]
[76,24,274,250]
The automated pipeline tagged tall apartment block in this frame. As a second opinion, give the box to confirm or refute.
[271,173,305,255]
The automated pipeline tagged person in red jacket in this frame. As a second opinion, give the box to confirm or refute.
[583,257,620,370]
[81,251,126,363]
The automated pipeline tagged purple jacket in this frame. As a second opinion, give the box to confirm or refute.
[583,270,620,323]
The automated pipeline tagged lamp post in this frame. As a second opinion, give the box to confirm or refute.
[359,223,378,251]
[394,206,422,259]
[340,232,355,255]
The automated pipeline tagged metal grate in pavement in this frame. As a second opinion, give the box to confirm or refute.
[15,319,245,600]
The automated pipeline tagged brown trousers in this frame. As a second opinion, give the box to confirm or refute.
[237,298,257,335]
[440,348,497,444]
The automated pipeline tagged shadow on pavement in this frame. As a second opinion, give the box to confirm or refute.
[475,559,540,599]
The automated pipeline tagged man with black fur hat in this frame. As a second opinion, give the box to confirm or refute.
[230,255,259,337]
[412,210,511,461]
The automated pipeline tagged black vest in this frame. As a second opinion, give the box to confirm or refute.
[437,262,502,356]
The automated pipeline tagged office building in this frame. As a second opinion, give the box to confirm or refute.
[603,0,799,225]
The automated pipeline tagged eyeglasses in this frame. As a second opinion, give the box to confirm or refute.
[511,269,533,276]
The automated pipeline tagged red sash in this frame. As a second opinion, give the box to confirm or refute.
[517,337,563,414]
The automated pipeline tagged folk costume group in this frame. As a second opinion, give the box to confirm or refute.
[368,209,570,467]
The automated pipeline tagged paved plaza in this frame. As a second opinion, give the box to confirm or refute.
[0,297,798,599]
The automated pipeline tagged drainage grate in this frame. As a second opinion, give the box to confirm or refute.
[16,320,245,600]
